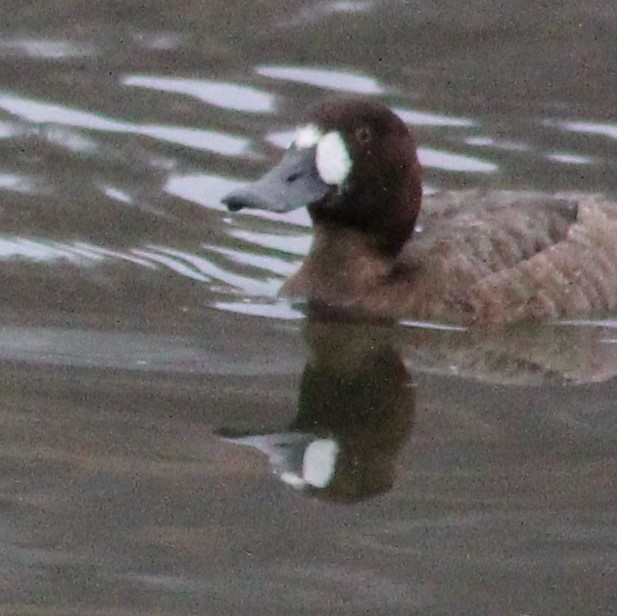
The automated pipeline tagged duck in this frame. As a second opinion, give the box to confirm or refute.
[222,97,617,326]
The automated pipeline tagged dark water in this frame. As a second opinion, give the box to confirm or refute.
[1,2,616,614]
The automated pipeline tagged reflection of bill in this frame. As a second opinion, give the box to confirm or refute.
[217,432,343,492]
[217,319,415,503]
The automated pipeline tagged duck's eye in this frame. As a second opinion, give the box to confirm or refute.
[355,126,371,144]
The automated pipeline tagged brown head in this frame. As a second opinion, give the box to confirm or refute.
[223,97,423,256]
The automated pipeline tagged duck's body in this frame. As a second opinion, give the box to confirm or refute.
[223,99,617,326]
[283,190,617,324]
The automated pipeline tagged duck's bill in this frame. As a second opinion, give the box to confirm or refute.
[222,146,330,213]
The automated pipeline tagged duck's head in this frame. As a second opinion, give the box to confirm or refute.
[223,98,423,255]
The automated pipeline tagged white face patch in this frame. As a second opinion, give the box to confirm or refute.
[316,131,352,186]
[294,123,322,149]
[302,438,339,488]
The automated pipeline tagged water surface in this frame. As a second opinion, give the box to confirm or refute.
[1,1,616,614]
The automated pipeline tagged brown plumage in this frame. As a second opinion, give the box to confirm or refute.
[223,98,617,326]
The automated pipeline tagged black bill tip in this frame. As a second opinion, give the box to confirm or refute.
[221,192,247,212]
[221,186,275,212]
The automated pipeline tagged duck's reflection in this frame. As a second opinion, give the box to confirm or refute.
[217,319,415,502]
[217,310,617,502]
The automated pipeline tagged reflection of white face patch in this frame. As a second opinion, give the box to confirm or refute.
[294,124,322,149]
[316,131,352,186]
[302,438,339,488]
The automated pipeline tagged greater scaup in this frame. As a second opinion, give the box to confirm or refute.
[223,98,617,325]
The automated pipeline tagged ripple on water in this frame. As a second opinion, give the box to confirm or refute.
[213,299,304,320]
[546,152,593,165]
[0,236,158,268]
[99,185,134,204]
[0,38,95,59]
[0,233,288,300]
[256,65,385,95]
[292,0,374,23]
[465,136,530,151]
[0,93,129,132]
[207,245,299,277]
[417,148,498,173]
[229,230,311,257]
[122,75,277,114]
[0,119,21,139]
[0,236,102,264]
[139,124,250,156]
[393,107,475,128]
[549,119,617,140]
[130,244,282,296]
[164,172,247,211]
[0,93,252,157]
[0,173,37,194]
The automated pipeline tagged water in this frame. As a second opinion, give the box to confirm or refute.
[1,1,616,614]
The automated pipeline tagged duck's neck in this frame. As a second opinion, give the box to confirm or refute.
[280,224,398,303]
